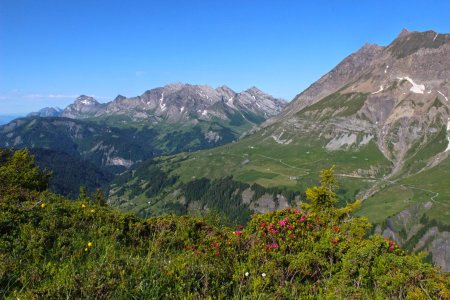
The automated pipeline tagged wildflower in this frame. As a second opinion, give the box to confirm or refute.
[288,225,294,231]
[90,209,95,213]
[212,241,219,248]
[261,273,267,277]
[269,229,278,234]
[234,230,242,236]
[81,203,86,208]
[87,242,93,248]
[40,203,46,208]
[267,243,279,249]
[245,272,250,277]
[278,218,288,227]
[215,251,220,256]
[299,214,307,222]
[84,247,88,252]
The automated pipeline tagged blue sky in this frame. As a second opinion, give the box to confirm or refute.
[1,0,450,115]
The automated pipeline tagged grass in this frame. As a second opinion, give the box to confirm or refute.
[358,156,450,225]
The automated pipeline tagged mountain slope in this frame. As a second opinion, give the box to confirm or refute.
[110,29,450,270]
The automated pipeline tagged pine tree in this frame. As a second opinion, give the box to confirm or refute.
[93,188,107,206]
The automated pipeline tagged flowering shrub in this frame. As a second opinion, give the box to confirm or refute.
[0,152,448,299]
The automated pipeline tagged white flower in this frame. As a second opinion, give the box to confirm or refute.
[261,273,266,277]
[245,272,249,277]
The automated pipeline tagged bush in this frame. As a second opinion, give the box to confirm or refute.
[1,151,449,299]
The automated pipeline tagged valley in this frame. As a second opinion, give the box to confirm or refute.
[1,29,450,271]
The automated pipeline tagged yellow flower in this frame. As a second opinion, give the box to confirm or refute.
[81,204,86,208]
[90,209,95,213]
[40,203,46,208]
[84,248,88,252]
[87,242,93,247]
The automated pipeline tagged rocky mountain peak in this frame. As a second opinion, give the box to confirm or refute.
[75,95,98,106]
[27,107,63,118]
[113,95,126,102]
[387,29,450,58]
[398,28,410,38]
[244,86,264,95]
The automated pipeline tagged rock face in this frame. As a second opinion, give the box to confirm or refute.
[28,107,63,117]
[60,84,286,126]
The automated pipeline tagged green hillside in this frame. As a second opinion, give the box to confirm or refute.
[1,149,448,299]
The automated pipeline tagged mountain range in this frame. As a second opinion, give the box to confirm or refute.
[1,29,449,270]
[0,84,285,195]
[107,29,450,270]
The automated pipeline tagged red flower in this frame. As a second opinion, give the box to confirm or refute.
[266,243,279,249]
[212,241,219,248]
[269,229,278,234]
[234,230,242,236]
[278,218,288,227]
[288,225,294,231]
[299,214,308,222]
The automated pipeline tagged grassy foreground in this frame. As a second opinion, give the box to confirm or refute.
[1,149,449,299]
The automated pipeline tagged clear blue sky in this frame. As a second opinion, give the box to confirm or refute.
[1,0,450,114]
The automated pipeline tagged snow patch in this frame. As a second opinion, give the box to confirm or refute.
[384,65,389,74]
[180,106,185,113]
[202,110,208,116]
[433,33,438,42]
[159,92,166,111]
[438,91,449,102]
[397,77,425,94]
[372,86,384,95]
[226,97,235,108]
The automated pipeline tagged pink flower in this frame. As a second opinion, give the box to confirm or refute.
[288,225,294,231]
[234,230,242,236]
[278,217,289,227]
[269,229,278,234]
[266,243,279,249]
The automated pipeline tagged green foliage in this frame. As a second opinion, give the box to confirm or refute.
[0,148,50,203]
[30,148,113,199]
[183,176,252,225]
[1,154,449,299]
